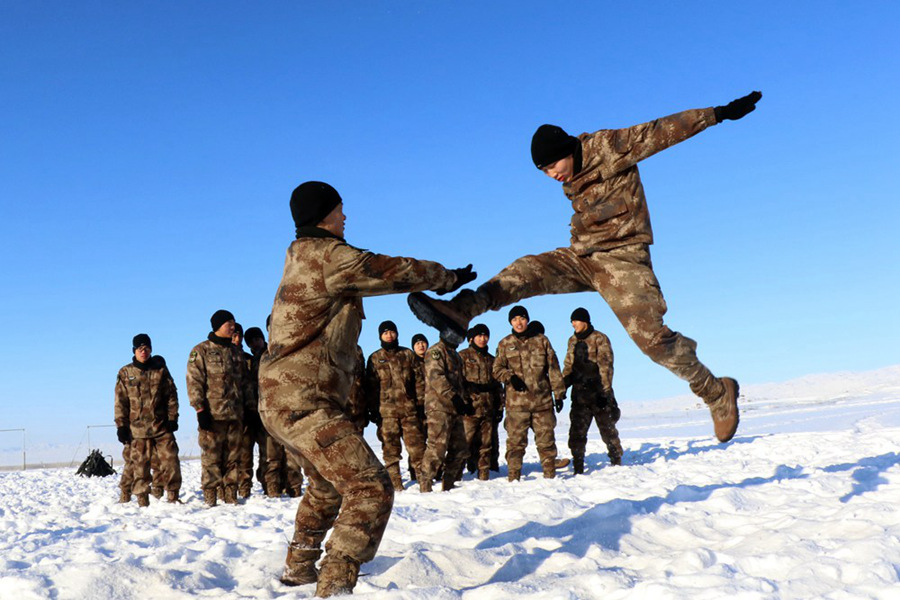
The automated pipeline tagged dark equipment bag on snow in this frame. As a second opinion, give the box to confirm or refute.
[76,449,116,477]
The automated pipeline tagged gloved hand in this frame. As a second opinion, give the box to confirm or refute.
[451,394,469,416]
[437,264,477,295]
[196,410,214,431]
[563,374,573,390]
[166,420,179,433]
[714,91,762,122]
[368,408,382,427]
[554,397,564,413]
[509,375,528,392]
[116,426,132,444]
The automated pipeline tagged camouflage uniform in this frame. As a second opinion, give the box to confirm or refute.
[459,345,501,478]
[114,356,182,498]
[493,330,566,479]
[365,345,425,489]
[119,442,162,500]
[186,335,252,502]
[412,352,427,441]
[422,109,732,412]
[562,328,623,469]
[238,347,268,496]
[346,346,370,433]
[419,340,470,491]
[258,228,457,586]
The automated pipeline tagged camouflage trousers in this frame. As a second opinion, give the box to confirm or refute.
[380,413,425,474]
[198,419,242,493]
[262,407,394,566]
[453,244,724,402]
[420,410,469,483]
[504,409,558,472]
[263,436,303,494]
[569,400,622,463]
[238,424,269,494]
[125,432,182,495]
[463,412,493,472]
[120,441,160,494]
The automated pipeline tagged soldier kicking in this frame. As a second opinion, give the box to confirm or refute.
[409,92,763,443]
[258,181,474,597]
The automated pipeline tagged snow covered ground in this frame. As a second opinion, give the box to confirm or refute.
[2,366,899,599]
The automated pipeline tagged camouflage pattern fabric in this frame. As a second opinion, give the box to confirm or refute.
[562,328,614,396]
[198,419,242,494]
[186,337,252,421]
[379,414,425,473]
[130,432,182,495]
[568,399,622,463]
[504,408,559,473]
[263,407,393,566]
[459,345,500,473]
[119,441,161,495]
[420,340,470,482]
[238,424,269,494]
[114,356,179,439]
[493,331,565,413]
[345,346,370,433]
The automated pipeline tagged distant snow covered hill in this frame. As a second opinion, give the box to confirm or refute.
[1,366,899,599]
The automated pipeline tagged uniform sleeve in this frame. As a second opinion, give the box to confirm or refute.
[186,347,208,413]
[491,343,513,385]
[114,370,130,428]
[545,339,566,399]
[562,336,576,380]
[238,352,255,412]
[582,108,717,179]
[425,349,456,408]
[598,333,615,393]
[324,243,457,297]
[162,366,179,422]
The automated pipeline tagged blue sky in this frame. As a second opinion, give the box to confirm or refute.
[1,2,898,451]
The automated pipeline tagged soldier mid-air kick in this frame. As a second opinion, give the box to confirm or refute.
[258,181,474,597]
[409,91,763,443]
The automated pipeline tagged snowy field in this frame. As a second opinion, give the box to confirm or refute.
[2,366,899,599]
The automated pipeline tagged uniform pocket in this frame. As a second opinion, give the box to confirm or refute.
[315,419,357,448]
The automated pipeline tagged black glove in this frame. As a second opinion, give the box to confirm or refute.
[166,420,179,433]
[714,91,762,123]
[451,394,468,416]
[509,375,528,392]
[245,411,263,432]
[196,410,214,431]
[369,408,382,427]
[437,264,477,295]
[554,397,564,413]
[563,374,573,390]
[116,426,132,444]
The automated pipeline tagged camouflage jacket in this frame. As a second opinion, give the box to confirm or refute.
[259,231,457,414]
[493,331,565,412]
[565,108,717,255]
[345,346,369,426]
[412,354,426,410]
[459,345,501,418]
[114,356,179,439]
[424,340,467,415]
[562,328,614,403]
[186,335,252,422]
[366,346,419,418]
[239,348,258,413]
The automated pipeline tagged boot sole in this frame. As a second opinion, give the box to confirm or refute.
[407,292,466,346]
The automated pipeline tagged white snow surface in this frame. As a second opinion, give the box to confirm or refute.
[2,366,899,599]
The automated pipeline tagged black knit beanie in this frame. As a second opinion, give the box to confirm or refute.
[244,327,264,343]
[530,320,545,335]
[531,124,579,170]
[508,305,529,323]
[132,333,151,351]
[411,333,428,347]
[378,320,398,336]
[210,309,235,332]
[468,323,490,339]
[233,322,243,336]
[290,181,343,229]
[570,307,591,324]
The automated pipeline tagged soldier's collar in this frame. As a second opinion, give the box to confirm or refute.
[207,333,233,347]
[132,357,151,371]
[575,325,594,340]
[294,226,345,241]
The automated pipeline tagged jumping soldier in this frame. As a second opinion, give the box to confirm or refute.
[408,93,763,444]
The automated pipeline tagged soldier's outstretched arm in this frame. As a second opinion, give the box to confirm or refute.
[324,243,473,298]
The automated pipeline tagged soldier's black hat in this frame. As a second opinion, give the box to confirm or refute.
[530,320,545,335]
[570,307,591,324]
[378,320,398,336]
[132,333,151,351]
[468,324,490,339]
[411,333,428,347]
[210,309,235,332]
[290,181,343,229]
[233,322,243,336]
[245,327,265,342]
[531,124,580,170]
[508,305,529,323]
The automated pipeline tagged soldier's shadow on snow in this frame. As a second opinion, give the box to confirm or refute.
[471,464,805,587]
[612,435,763,468]
[822,451,900,503]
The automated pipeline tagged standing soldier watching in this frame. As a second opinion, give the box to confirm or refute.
[418,335,473,493]
[114,333,182,506]
[258,181,473,596]
[459,324,501,480]
[365,321,426,492]
[234,323,266,498]
[410,333,429,443]
[408,93,764,444]
[187,310,252,507]
[493,306,568,480]
[562,307,623,472]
